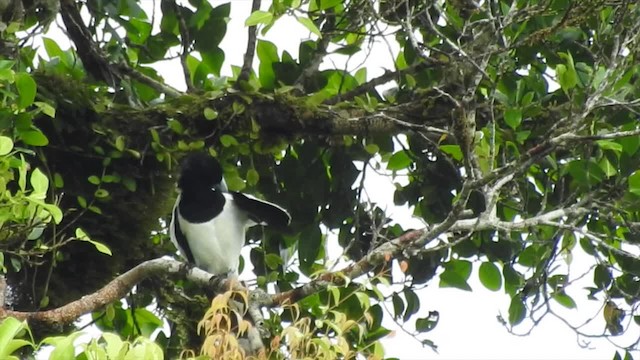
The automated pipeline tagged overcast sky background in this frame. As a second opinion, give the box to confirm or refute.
[39,1,638,358]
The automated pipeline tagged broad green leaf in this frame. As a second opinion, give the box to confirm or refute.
[403,288,420,321]
[0,68,14,81]
[439,270,472,291]
[88,176,101,185]
[619,134,640,156]
[101,333,125,359]
[596,140,623,153]
[15,73,37,109]
[508,296,526,325]
[479,262,502,291]
[115,136,125,151]
[19,130,48,146]
[296,16,321,37]
[75,228,112,256]
[387,150,412,170]
[364,143,379,155]
[34,101,56,118]
[298,225,322,273]
[504,108,522,130]
[203,107,218,120]
[0,318,33,358]
[95,189,109,198]
[440,144,463,161]
[594,264,612,289]
[552,292,577,309]
[220,134,238,147]
[245,10,273,26]
[0,136,13,156]
[415,313,438,333]
[246,168,259,186]
[629,170,640,196]
[43,332,83,360]
[316,0,341,10]
[599,157,617,178]
[30,168,49,199]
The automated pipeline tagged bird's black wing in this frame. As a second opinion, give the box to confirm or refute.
[231,192,291,229]
[172,206,195,264]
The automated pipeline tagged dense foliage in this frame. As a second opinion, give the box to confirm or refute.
[0,0,639,358]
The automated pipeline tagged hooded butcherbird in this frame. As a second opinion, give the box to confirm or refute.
[170,153,291,275]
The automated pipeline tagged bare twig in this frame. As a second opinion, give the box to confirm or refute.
[237,0,262,85]
[173,1,194,92]
[324,61,435,105]
[115,63,182,98]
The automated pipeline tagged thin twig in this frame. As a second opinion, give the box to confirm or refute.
[237,0,262,85]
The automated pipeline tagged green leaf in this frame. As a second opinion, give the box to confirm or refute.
[34,102,56,118]
[364,143,379,155]
[0,68,14,81]
[44,332,83,360]
[75,228,112,256]
[296,16,321,37]
[508,296,526,326]
[0,318,33,358]
[204,107,218,120]
[15,73,37,109]
[30,168,49,196]
[504,108,522,130]
[220,134,238,147]
[556,54,578,93]
[53,173,64,188]
[479,262,502,291]
[439,270,472,291]
[387,150,412,170]
[391,293,404,320]
[19,130,48,146]
[316,0,341,10]
[403,288,420,322]
[599,157,617,178]
[246,168,259,186]
[88,175,101,185]
[552,292,577,309]
[439,144,463,161]
[596,140,623,154]
[298,225,322,273]
[594,264,612,289]
[43,37,64,59]
[94,189,109,198]
[0,136,13,156]
[629,170,640,196]
[115,136,125,151]
[245,10,273,26]
[415,312,439,333]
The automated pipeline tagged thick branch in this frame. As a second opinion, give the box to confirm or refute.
[59,0,120,86]
[0,258,213,325]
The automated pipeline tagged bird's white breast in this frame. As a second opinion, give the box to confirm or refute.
[174,193,253,275]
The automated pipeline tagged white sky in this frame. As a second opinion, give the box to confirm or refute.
[38,0,637,359]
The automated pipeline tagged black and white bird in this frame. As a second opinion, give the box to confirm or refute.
[170,153,291,275]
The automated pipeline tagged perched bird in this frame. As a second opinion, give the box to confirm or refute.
[170,153,291,275]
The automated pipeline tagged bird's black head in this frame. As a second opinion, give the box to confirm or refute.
[178,152,226,191]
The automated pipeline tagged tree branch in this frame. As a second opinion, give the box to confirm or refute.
[173,0,194,92]
[59,0,120,86]
[237,0,261,85]
[115,63,182,98]
[324,61,436,105]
